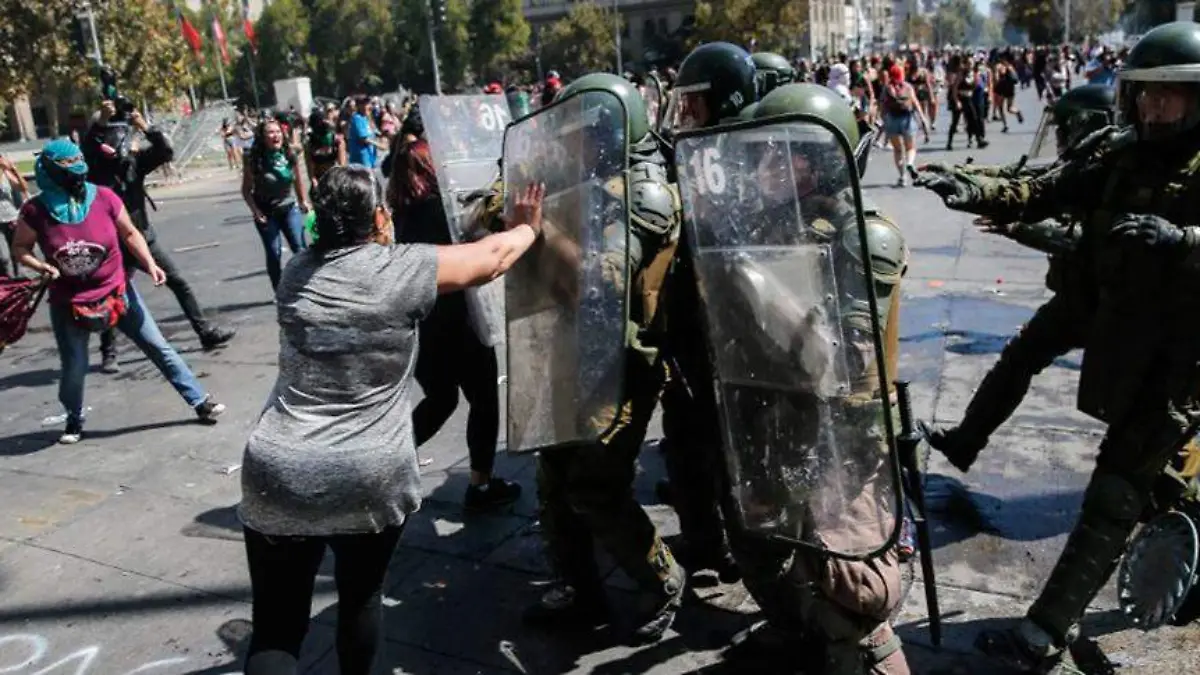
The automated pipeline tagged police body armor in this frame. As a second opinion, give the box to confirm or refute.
[1074,129,1200,424]
[672,114,904,556]
[420,94,514,347]
[501,88,635,453]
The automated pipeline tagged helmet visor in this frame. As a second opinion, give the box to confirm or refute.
[666,84,713,132]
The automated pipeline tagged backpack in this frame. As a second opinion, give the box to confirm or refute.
[884,83,913,115]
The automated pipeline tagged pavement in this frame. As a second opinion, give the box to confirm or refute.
[2,87,1199,675]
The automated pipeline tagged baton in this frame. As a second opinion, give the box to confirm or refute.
[895,380,942,648]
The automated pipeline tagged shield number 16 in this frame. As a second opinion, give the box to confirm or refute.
[689,147,727,196]
[479,103,511,132]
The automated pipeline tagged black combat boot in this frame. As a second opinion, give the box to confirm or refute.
[919,421,986,473]
[199,325,237,351]
[629,541,687,644]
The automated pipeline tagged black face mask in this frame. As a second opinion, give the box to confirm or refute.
[41,157,88,200]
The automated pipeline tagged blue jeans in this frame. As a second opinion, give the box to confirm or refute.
[50,281,208,426]
[256,204,307,290]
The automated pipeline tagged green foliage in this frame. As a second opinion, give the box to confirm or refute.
[692,0,806,54]
[469,0,531,83]
[931,0,976,45]
[309,0,397,97]
[1000,0,1127,43]
[540,2,621,77]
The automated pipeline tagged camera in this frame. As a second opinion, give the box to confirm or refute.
[99,66,135,121]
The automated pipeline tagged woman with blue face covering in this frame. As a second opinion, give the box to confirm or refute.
[10,139,226,444]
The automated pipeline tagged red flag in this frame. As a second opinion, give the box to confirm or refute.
[178,13,203,58]
[212,16,229,65]
[242,0,258,54]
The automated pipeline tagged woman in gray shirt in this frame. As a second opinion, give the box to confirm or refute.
[239,165,543,675]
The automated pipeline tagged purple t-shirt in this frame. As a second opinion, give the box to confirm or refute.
[20,186,127,305]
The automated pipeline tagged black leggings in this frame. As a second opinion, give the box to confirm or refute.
[243,525,404,675]
[413,318,500,475]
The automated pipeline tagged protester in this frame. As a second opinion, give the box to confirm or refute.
[389,139,521,511]
[242,118,310,292]
[237,165,543,675]
[0,152,30,278]
[10,139,224,444]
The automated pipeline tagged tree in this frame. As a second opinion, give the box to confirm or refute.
[540,2,621,77]
[468,0,530,84]
[931,0,974,46]
[692,0,806,54]
[249,0,315,88]
[389,0,471,93]
[0,0,193,133]
[93,0,194,110]
[980,17,1006,45]
[1001,0,1127,43]
[308,0,396,97]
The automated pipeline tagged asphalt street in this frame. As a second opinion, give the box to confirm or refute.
[1,86,1198,674]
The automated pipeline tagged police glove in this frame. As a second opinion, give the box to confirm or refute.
[1109,214,1185,252]
[913,170,972,207]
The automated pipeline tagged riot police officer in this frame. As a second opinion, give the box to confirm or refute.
[751,52,797,98]
[715,83,911,675]
[918,84,1118,472]
[655,41,760,583]
[513,73,687,643]
[915,22,1200,672]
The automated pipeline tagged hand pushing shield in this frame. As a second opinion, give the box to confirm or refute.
[673,117,903,558]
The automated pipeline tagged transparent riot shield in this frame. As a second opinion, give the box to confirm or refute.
[642,74,665,132]
[501,90,630,453]
[673,117,902,558]
[1028,105,1057,161]
[420,94,513,347]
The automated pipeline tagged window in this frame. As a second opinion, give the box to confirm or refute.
[621,21,630,39]
[658,17,668,34]
[644,18,655,37]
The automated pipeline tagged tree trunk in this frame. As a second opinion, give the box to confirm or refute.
[44,92,60,139]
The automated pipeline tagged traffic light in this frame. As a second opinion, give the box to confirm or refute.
[430,0,448,25]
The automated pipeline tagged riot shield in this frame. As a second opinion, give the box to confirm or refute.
[420,94,513,347]
[642,74,665,132]
[1028,105,1057,160]
[501,90,630,453]
[673,116,903,558]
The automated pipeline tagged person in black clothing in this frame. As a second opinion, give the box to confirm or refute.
[83,101,236,373]
[386,138,521,512]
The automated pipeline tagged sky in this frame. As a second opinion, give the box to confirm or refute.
[976,0,994,16]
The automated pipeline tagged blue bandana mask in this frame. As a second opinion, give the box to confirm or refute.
[35,138,96,224]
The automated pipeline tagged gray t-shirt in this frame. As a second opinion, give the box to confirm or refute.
[240,243,438,536]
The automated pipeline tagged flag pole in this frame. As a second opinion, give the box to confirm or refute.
[247,51,261,108]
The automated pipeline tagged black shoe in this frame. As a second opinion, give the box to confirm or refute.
[977,139,990,149]
[60,419,83,445]
[1017,111,1026,124]
[195,397,226,424]
[630,560,686,644]
[679,545,741,584]
[919,421,984,473]
[100,353,120,374]
[464,478,521,513]
[199,326,236,351]
[522,584,611,629]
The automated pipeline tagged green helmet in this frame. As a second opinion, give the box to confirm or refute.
[753,83,860,148]
[1118,21,1200,140]
[751,52,796,97]
[558,72,651,142]
[671,42,758,129]
[1051,84,1116,149]
[737,102,760,121]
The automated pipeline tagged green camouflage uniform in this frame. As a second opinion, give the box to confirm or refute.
[927,124,1200,654]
